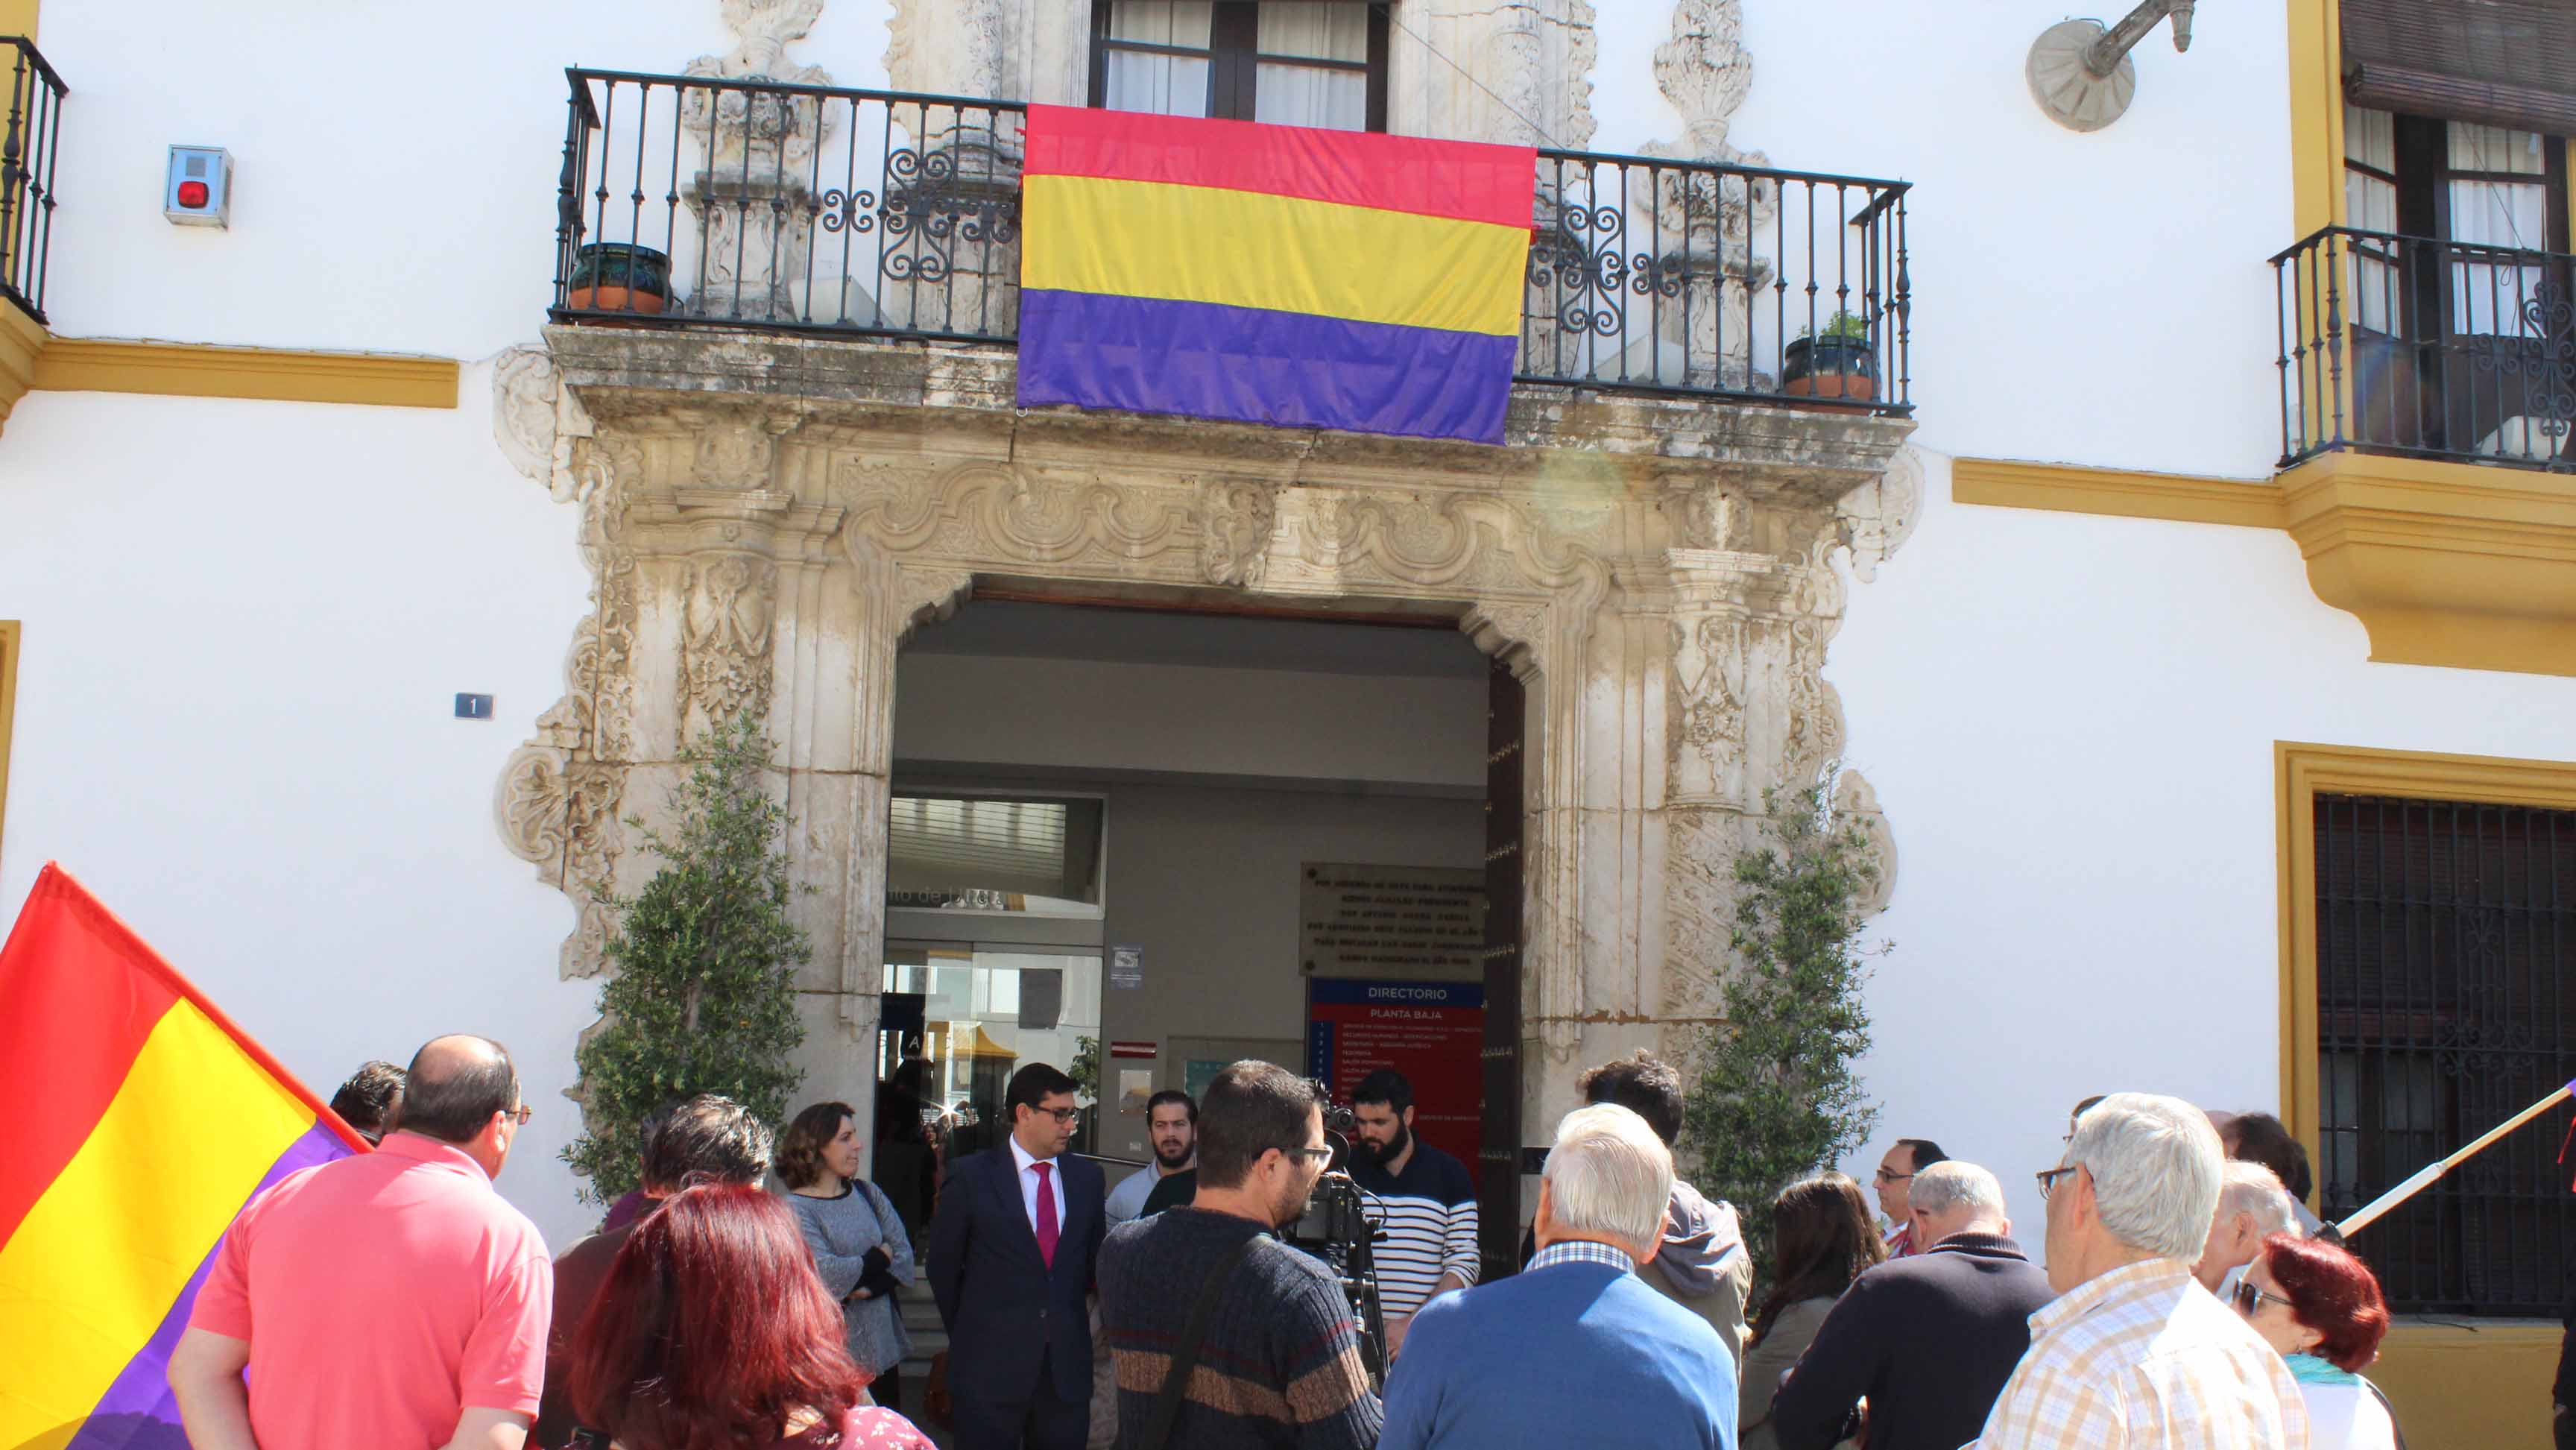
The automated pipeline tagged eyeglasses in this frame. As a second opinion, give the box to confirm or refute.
[1290,1146,1333,1164]
[505,1105,534,1126]
[1873,1168,1915,1185]
[2035,1166,2079,1200]
[2230,1279,2297,1317]
[1038,1106,1083,1124]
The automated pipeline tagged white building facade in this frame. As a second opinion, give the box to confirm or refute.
[1,0,2569,1441]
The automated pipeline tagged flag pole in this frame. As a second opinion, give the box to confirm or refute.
[2334,1079,2576,1238]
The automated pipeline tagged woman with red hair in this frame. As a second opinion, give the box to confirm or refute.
[2230,1232,2403,1449]
[570,1184,932,1449]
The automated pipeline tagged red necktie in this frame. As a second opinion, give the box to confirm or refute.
[1032,1161,1059,1268]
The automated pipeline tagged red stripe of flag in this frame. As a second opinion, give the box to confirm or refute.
[1023,104,1535,230]
[0,867,182,1246]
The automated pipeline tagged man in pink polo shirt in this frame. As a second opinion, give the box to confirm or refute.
[169,1033,552,1450]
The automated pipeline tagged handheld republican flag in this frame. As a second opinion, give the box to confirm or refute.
[0,864,365,1448]
[1016,105,1537,445]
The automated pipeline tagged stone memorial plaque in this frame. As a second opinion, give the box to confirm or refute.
[1299,863,1486,978]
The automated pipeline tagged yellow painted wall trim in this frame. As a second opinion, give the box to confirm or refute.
[0,0,37,42]
[0,622,18,860]
[2372,1320,2558,1450]
[2278,452,2576,676]
[2286,0,2345,236]
[31,339,459,409]
[1951,458,2285,529]
[2276,744,2576,1448]
[0,305,42,430]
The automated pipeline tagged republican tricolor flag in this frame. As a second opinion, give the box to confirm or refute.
[0,865,365,1447]
[1016,105,1538,445]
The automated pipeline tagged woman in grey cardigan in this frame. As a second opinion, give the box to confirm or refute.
[778,1100,918,1413]
[1740,1171,1884,1450]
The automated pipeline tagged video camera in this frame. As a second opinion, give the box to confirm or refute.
[1284,1094,1390,1387]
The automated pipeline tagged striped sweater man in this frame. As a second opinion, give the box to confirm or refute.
[1348,1070,1481,1344]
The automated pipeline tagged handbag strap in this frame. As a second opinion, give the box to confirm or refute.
[2363,1377,2407,1450]
[1140,1237,1257,1450]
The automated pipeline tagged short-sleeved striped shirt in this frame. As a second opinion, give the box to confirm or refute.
[1974,1257,2307,1449]
[1351,1143,1480,1321]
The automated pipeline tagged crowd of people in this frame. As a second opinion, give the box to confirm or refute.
[169,1033,2424,1450]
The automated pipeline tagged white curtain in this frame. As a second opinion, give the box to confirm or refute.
[1255,2,1368,130]
[2446,122,2549,335]
[1104,1,1213,117]
[2343,104,2400,333]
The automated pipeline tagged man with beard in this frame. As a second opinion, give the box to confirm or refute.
[1106,1090,1197,1223]
[1348,1068,1479,1359]
[1098,1061,1382,1450]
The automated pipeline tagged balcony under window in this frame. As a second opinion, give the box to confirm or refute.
[0,37,66,328]
[545,68,1914,418]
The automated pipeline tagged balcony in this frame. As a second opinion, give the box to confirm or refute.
[2275,225,2576,473]
[1,36,66,327]
[548,68,1913,419]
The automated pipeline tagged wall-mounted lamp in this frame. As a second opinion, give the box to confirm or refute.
[2027,0,2197,131]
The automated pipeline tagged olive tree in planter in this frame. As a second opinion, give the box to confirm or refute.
[561,711,809,1204]
[1681,775,1886,1280]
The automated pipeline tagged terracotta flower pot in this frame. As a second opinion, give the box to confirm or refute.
[566,243,672,314]
[1781,335,1878,401]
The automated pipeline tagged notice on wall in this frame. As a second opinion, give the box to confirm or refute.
[1109,944,1144,991]
[1299,863,1486,977]
[1306,978,1486,1182]
[1184,1059,1231,1102]
[1117,1068,1155,1115]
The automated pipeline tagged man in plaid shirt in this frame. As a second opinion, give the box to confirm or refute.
[1975,1093,2307,1449]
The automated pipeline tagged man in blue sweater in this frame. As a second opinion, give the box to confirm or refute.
[1377,1103,1737,1450]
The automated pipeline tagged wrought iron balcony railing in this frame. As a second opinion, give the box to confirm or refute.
[553,67,1913,416]
[1,37,66,327]
[2276,225,2576,472]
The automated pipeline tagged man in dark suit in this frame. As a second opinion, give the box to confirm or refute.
[927,1061,1107,1450]
[1768,1160,2056,1450]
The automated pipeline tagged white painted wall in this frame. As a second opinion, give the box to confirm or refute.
[0,376,602,1248]
[892,652,1486,790]
[1831,450,2576,1238]
[32,0,892,360]
[1589,0,2295,479]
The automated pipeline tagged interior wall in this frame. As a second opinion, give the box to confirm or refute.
[891,651,1484,791]
[891,611,1491,1175]
[1092,781,1486,1160]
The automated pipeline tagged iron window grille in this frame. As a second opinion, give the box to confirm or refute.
[2314,792,2576,1315]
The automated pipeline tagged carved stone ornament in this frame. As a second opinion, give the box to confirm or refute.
[496,325,1917,1144]
[1834,767,1899,915]
[1199,478,1280,588]
[678,553,779,731]
[1836,444,1924,583]
[1392,0,1600,151]
[491,346,599,503]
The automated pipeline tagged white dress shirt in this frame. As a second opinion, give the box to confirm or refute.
[1008,1134,1070,1236]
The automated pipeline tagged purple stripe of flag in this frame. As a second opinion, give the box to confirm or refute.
[1015,289,1518,445]
[69,1122,353,1446]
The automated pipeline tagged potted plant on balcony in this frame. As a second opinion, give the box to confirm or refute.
[1782,310,1878,401]
[566,242,673,315]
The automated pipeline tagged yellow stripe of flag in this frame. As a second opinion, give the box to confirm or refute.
[0,1000,315,1448]
[1022,174,1530,337]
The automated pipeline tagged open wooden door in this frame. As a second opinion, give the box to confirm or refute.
[1477,657,1525,1283]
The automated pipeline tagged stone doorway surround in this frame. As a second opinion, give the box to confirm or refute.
[493,325,1920,1164]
